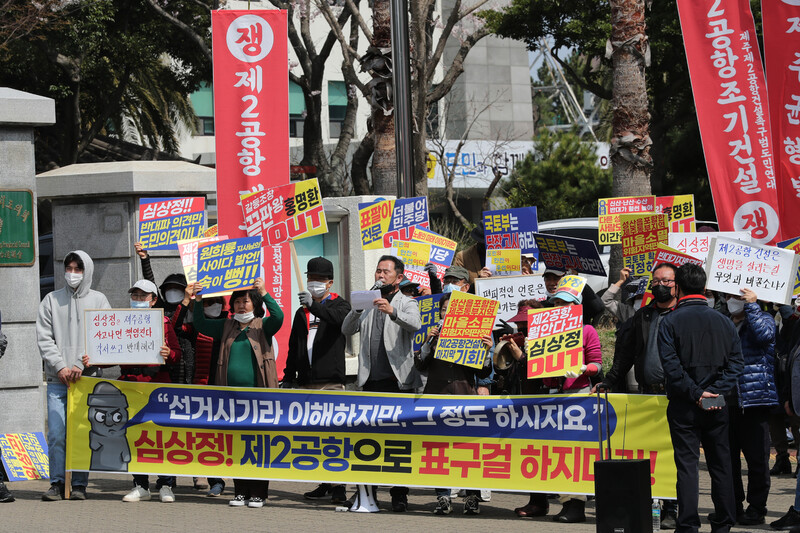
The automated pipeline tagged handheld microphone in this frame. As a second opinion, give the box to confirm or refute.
[370,280,384,291]
[426,320,444,344]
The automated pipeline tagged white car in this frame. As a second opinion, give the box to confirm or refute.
[535,217,611,293]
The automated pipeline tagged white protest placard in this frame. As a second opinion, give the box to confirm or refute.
[474,275,547,325]
[705,237,800,305]
[350,290,381,311]
[85,309,165,365]
[668,231,751,264]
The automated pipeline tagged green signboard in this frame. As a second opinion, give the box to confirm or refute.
[0,189,35,266]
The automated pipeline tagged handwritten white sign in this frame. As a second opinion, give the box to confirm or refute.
[668,231,751,264]
[474,275,547,325]
[85,309,165,365]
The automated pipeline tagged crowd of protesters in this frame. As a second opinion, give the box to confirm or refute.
[2,228,800,533]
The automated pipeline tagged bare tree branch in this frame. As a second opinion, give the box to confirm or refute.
[142,0,211,61]
[428,25,490,104]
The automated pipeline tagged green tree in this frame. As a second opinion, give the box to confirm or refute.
[0,0,211,169]
[503,129,612,221]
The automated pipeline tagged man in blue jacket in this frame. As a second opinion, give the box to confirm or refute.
[718,288,778,525]
[658,263,744,533]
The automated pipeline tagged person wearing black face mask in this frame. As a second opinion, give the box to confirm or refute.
[593,262,680,529]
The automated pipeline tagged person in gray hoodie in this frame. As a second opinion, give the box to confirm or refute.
[37,250,110,501]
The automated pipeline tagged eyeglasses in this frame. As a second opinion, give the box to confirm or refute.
[651,279,675,287]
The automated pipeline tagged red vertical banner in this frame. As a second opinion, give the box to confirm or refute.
[212,10,292,377]
[763,1,800,239]
[676,0,781,244]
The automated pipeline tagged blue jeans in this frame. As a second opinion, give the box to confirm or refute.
[47,382,88,487]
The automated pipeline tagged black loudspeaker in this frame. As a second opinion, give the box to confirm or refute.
[594,458,652,533]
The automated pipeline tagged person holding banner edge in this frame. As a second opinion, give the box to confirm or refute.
[284,256,351,504]
[37,250,111,502]
[342,255,422,512]
[191,277,284,509]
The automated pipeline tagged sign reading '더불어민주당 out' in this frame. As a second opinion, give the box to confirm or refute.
[358,197,429,250]
[66,377,677,497]
[84,309,165,366]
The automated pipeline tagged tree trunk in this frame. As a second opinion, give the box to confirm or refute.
[370,0,397,195]
[608,0,653,279]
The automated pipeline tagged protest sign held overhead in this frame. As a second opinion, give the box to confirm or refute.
[527,305,583,379]
[485,248,522,276]
[393,240,432,288]
[598,195,656,245]
[705,237,799,304]
[534,233,606,277]
[358,197,429,250]
[668,231,752,264]
[621,213,669,277]
[412,293,445,351]
[84,309,165,366]
[655,195,696,233]
[640,244,705,306]
[241,179,327,245]
[434,291,498,369]
[138,197,205,251]
[0,432,48,482]
[556,275,587,301]
[66,377,677,497]
[410,226,457,280]
[176,235,228,284]
[483,207,539,256]
[474,275,547,325]
[197,236,262,296]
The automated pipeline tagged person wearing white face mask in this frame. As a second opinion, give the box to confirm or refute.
[191,277,283,509]
[285,257,352,504]
[37,251,110,502]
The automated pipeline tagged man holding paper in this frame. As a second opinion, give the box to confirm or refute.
[342,255,422,512]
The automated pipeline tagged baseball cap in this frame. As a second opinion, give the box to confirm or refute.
[552,290,583,305]
[543,268,566,278]
[306,257,334,279]
[128,279,158,296]
[444,265,470,282]
[399,279,420,290]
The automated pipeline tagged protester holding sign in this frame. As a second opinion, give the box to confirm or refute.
[192,277,284,509]
[417,292,492,516]
[284,257,351,505]
[37,250,110,502]
[718,288,778,526]
[454,225,492,287]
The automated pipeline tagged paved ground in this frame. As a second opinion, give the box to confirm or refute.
[2,456,799,532]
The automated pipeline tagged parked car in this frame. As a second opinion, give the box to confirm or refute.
[535,218,610,293]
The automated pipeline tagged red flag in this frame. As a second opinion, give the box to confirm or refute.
[676,0,781,244]
[212,10,292,377]
[763,1,800,239]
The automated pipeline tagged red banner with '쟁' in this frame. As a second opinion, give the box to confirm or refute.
[676,0,781,244]
[212,10,292,377]
[763,1,800,240]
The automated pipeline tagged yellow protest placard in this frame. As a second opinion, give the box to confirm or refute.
[485,248,522,275]
[621,213,669,277]
[66,377,676,497]
[393,240,430,269]
[655,195,696,233]
[598,196,656,245]
[434,291,498,368]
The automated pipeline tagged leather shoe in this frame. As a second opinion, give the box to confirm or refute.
[515,502,548,517]
[554,499,586,523]
[738,507,766,525]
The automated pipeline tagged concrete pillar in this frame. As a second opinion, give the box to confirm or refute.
[0,88,55,433]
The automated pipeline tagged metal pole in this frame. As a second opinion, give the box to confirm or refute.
[390,0,415,198]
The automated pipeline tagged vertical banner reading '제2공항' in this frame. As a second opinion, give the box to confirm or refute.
[212,10,291,377]
[676,0,781,244]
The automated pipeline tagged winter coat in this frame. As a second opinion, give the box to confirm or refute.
[733,302,779,408]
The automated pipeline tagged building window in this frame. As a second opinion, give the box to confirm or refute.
[290,81,305,138]
[189,82,214,136]
[328,81,347,138]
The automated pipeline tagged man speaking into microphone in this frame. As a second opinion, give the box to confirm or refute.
[342,254,422,512]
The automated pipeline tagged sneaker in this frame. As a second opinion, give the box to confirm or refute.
[771,506,800,530]
[42,483,64,501]
[248,496,264,508]
[69,485,87,500]
[207,483,224,497]
[391,493,408,512]
[330,485,347,504]
[433,495,453,515]
[229,494,247,507]
[464,494,480,515]
[193,477,208,491]
[0,482,15,503]
[304,483,332,500]
[159,486,175,503]
[661,511,677,529]
[122,485,151,502]
[480,489,491,502]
